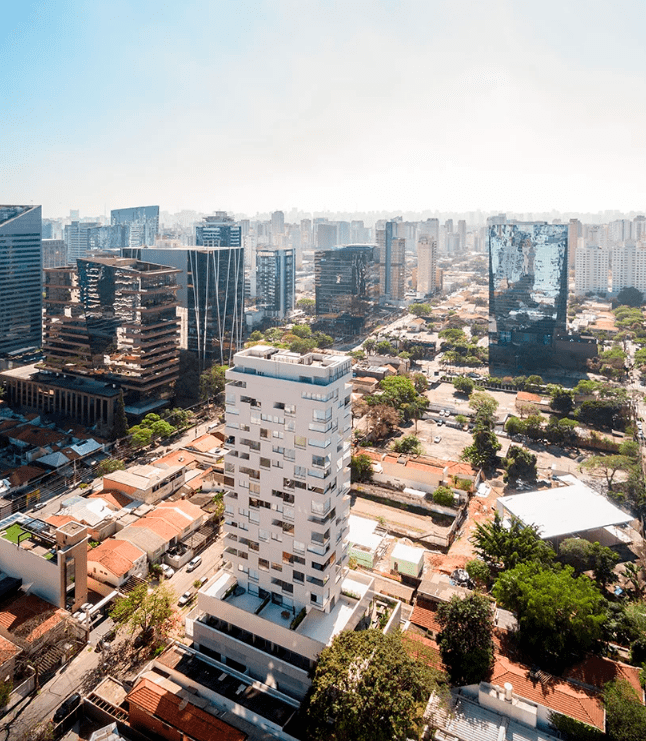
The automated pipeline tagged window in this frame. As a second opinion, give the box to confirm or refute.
[260,428,269,439]
[260,457,271,468]
[294,540,305,554]
[259,529,269,541]
[259,558,269,571]
[294,571,304,583]
[272,459,283,468]
[295,466,306,478]
[312,407,332,422]
[285,420,295,432]
[272,430,284,439]
[271,562,283,572]
[295,435,306,448]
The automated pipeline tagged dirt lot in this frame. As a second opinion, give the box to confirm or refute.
[425,381,522,418]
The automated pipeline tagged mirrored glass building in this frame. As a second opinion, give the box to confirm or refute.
[489,223,568,366]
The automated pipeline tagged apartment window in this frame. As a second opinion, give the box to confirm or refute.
[272,445,285,455]
[295,436,306,448]
[294,540,305,554]
[271,532,283,542]
[295,466,306,479]
[249,569,259,582]
[282,551,294,564]
[260,457,271,468]
[310,593,320,604]
[249,482,260,494]
[271,562,283,572]
[259,558,269,571]
[259,529,269,541]
[312,407,332,422]
[260,428,269,439]
[238,507,249,517]
[294,571,304,583]
[272,430,284,439]
[285,420,295,432]
[285,404,296,415]
[284,449,295,461]
[272,459,283,468]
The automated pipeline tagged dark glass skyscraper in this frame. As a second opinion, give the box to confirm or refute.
[256,247,295,319]
[195,212,242,248]
[0,205,42,354]
[314,244,378,316]
[489,222,568,366]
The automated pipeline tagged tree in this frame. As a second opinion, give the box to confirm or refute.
[96,459,125,477]
[493,563,607,669]
[199,364,227,400]
[366,404,401,441]
[505,415,526,437]
[392,434,423,455]
[582,454,633,491]
[615,287,644,307]
[377,376,419,408]
[291,324,312,338]
[461,424,501,470]
[432,486,455,506]
[436,593,495,685]
[409,302,431,316]
[412,373,428,393]
[363,338,377,354]
[502,445,537,485]
[558,538,619,586]
[468,391,499,425]
[577,399,625,431]
[465,559,490,589]
[453,376,475,396]
[297,297,316,314]
[604,679,646,741]
[305,629,440,741]
[351,453,374,483]
[551,387,575,415]
[110,583,177,644]
[525,374,544,391]
[129,424,153,448]
[113,392,129,439]
[471,511,554,571]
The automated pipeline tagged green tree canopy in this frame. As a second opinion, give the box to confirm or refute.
[96,459,125,477]
[461,425,501,470]
[468,391,499,426]
[432,485,455,506]
[199,364,227,400]
[453,376,475,396]
[351,453,374,483]
[305,629,441,741]
[502,445,537,485]
[550,387,575,415]
[471,511,554,571]
[493,563,607,669]
[615,287,644,307]
[297,297,316,314]
[392,434,423,455]
[377,376,419,407]
[604,679,646,741]
[110,583,177,644]
[409,302,431,316]
[436,593,495,685]
[558,538,619,586]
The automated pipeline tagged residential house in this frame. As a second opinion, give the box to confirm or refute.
[87,539,148,588]
[102,464,185,504]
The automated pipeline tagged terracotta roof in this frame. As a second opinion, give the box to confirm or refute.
[7,466,43,487]
[5,426,66,447]
[157,499,204,521]
[131,516,179,541]
[403,632,445,672]
[566,656,644,701]
[127,677,246,741]
[89,539,146,578]
[189,434,221,453]
[154,449,197,468]
[0,634,20,666]
[89,489,133,509]
[45,514,77,529]
[444,461,477,478]
[0,593,66,644]
[410,602,442,635]
[491,654,605,730]
[405,460,444,475]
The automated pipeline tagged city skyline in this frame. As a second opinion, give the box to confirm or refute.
[4,1,646,216]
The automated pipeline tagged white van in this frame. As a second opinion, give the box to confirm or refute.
[186,556,202,572]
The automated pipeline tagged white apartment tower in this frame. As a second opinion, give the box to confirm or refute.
[223,346,352,611]
[574,245,609,296]
[417,235,437,296]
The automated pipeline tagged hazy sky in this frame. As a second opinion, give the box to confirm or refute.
[3,0,646,217]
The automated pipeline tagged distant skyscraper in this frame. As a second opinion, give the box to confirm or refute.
[457,220,466,252]
[417,235,437,295]
[195,212,242,248]
[42,239,67,274]
[376,222,406,300]
[489,222,568,366]
[317,223,337,250]
[314,244,378,316]
[111,205,159,247]
[65,220,100,261]
[575,245,609,296]
[271,210,285,241]
[568,219,582,268]
[256,247,295,320]
[0,205,42,354]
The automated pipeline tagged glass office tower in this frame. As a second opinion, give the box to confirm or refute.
[489,222,568,362]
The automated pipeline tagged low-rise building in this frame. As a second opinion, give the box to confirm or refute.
[87,539,148,588]
[103,464,185,504]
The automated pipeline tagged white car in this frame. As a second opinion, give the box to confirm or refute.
[177,591,193,607]
[186,556,202,572]
[160,564,174,578]
[434,436,442,444]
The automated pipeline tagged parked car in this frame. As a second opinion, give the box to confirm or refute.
[160,564,174,578]
[186,556,202,572]
[53,693,81,723]
[178,590,193,607]
[32,502,46,511]
[198,575,208,587]
[434,436,442,444]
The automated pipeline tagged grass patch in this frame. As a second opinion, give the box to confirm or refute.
[2,524,29,544]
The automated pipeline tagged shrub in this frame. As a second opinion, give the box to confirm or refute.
[433,486,455,506]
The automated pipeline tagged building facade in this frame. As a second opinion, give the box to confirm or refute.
[489,222,568,368]
[43,257,181,402]
[256,247,295,320]
[111,205,159,247]
[64,220,100,262]
[0,205,42,354]
[376,222,405,301]
[314,244,378,316]
[416,235,437,296]
[575,245,609,296]
[42,239,67,273]
[195,212,242,249]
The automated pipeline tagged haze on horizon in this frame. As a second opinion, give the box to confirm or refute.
[3,0,646,218]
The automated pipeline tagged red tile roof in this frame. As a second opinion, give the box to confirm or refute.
[189,434,221,453]
[154,449,197,468]
[566,656,644,702]
[0,594,66,644]
[410,602,442,635]
[491,654,605,731]
[89,539,146,578]
[89,489,133,509]
[403,632,446,672]
[0,634,20,666]
[127,677,246,741]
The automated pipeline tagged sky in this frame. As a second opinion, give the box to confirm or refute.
[2,0,646,218]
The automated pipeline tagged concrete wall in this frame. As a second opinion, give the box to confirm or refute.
[0,538,61,607]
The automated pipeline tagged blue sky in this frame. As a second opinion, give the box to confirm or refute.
[2,0,646,217]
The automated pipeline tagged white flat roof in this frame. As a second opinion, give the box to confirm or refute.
[497,480,633,539]
[391,542,425,565]
[348,514,383,552]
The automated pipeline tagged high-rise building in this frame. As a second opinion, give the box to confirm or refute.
[43,256,181,403]
[0,205,42,354]
[123,245,245,366]
[271,211,285,242]
[314,244,378,316]
[568,219,582,268]
[376,222,406,300]
[111,205,159,247]
[65,220,100,262]
[457,220,467,252]
[256,247,295,320]
[575,245,609,296]
[417,235,437,296]
[489,222,568,367]
[610,242,646,294]
[316,223,338,250]
[42,239,67,273]
[195,212,242,248]
[187,346,377,699]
